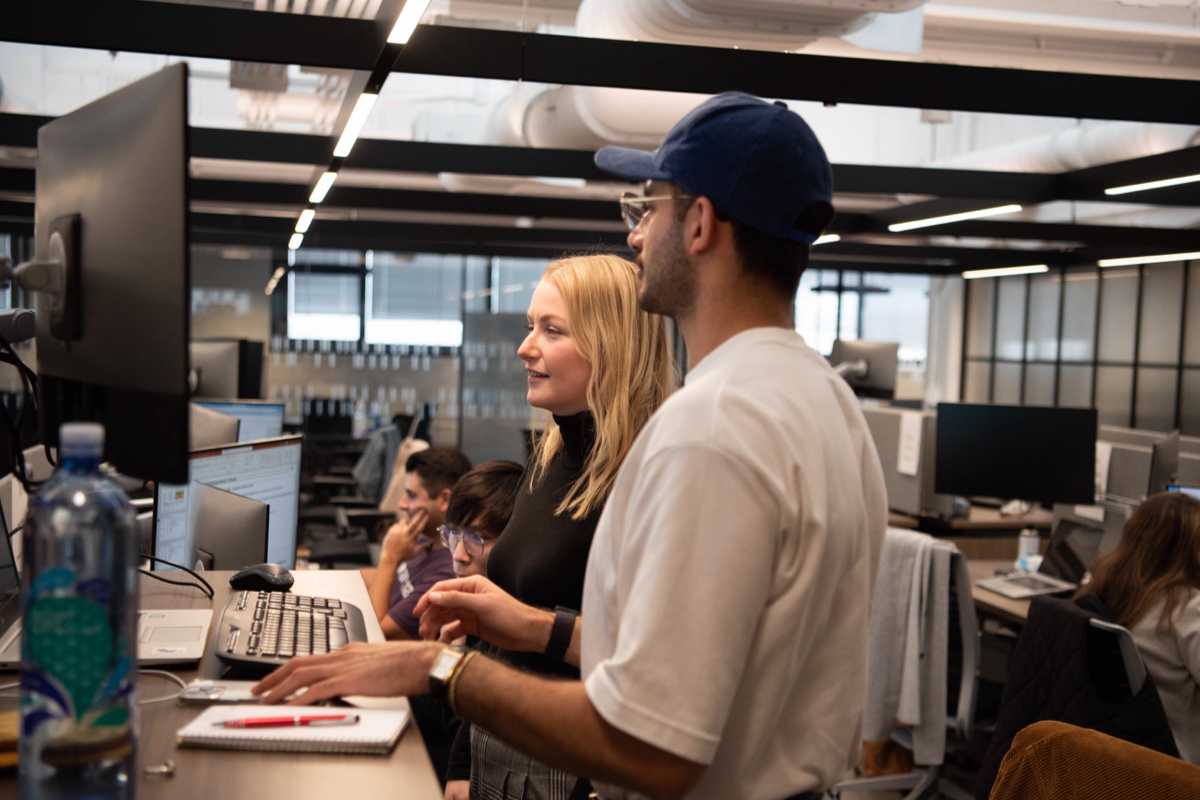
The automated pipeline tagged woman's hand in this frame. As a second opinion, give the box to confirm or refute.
[416,575,552,653]
[444,780,469,800]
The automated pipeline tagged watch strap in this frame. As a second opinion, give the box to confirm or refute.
[544,606,577,662]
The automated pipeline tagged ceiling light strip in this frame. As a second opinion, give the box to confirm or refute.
[309,171,338,204]
[888,204,1022,233]
[295,208,316,233]
[387,0,433,44]
[962,264,1049,280]
[333,92,378,158]
[1098,251,1200,268]
[1105,173,1200,196]
[288,233,304,250]
[813,234,841,245]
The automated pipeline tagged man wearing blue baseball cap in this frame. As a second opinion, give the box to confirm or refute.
[254,92,886,800]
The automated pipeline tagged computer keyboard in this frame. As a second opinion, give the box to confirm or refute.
[214,589,369,675]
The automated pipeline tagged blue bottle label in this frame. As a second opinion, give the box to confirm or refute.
[23,592,132,728]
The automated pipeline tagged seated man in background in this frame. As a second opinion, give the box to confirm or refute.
[367,447,472,639]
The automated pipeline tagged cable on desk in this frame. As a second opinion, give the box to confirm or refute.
[139,555,215,599]
[138,669,188,704]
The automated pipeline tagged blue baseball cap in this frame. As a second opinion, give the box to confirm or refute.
[594,92,833,244]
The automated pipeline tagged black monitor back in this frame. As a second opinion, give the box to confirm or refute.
[934,403,1097,505]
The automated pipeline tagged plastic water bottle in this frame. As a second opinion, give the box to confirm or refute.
[1016,526,1041,572]
[20,423,139,800]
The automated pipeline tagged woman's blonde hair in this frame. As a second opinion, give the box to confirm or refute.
[529,254,676,519]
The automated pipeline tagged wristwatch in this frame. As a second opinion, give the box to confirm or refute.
[429,646,470,710]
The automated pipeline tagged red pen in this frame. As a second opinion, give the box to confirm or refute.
[215,713,360,729]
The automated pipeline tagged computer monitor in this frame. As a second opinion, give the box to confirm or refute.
[1040,511,1107,584]
[190,339,265,399]
[192,484,269,570]
[828,339,899,400]
[153,434,303,570]
[27,64,190,483]
[189,403,241,449]
[934,402,1098,505]
[192,399,285,443]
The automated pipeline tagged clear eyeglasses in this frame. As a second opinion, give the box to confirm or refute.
[437,525,489,558]
[618,192,693,230]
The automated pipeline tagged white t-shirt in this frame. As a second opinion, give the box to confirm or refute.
[582,327,887,800]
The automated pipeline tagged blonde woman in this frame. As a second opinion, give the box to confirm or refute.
[422,253,674,799]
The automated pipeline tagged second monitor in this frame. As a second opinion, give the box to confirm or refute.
[152,434,303,571]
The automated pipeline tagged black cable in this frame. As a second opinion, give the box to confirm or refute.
[139,554,215,599]
[6,523,22,542]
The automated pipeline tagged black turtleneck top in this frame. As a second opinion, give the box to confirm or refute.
[485,411,603,678]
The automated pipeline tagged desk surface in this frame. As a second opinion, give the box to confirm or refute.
[2,569,443,800]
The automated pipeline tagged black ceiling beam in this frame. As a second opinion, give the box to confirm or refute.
[6,8,1200,124]
[393,26,1200,125]
[3,1,388,72]
[1060,144,1200,201]
[831,165,1057,202]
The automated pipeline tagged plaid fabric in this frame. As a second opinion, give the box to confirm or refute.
[470,725,591,800]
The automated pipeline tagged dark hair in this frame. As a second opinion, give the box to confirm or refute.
[405,447,472,497]
[674,190,825,298]
[445,460,523,537]
[1076,491,1200,635]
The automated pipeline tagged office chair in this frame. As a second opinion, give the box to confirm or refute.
[829,528,978,800]
[972,595,1179,800]
[304,506,395,568]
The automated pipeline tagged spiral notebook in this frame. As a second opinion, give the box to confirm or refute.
[177,706,410,755]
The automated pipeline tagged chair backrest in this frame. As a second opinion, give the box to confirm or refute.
[973,595,1179,800]
[1087,618,1146,698]
[948,550,979,742]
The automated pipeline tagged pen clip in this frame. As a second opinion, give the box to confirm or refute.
[309,714,359,727]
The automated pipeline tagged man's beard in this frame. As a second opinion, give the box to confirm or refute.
[638,218,695,318]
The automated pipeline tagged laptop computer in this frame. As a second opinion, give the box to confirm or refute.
[976,513,1108,600]
[0,504,213,670]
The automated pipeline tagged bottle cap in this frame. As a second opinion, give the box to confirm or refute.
[59,422,105,459]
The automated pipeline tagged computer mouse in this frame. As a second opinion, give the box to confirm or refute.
[229,563,294,592]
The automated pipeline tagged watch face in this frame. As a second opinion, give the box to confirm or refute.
[431,649,462,681]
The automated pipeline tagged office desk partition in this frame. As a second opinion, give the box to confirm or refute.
[0,570,443,800]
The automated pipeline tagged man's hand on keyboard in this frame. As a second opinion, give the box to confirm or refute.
[251,640,443,706]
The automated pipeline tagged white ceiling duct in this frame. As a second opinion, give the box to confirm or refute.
[933,121,1200,174]
[577,0,927,51]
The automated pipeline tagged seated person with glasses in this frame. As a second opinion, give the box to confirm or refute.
[366,447,473,640]
[406,459,523,789]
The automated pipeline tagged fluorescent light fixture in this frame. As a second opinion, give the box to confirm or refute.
[813,234,840,245]
[333,93,378,157]
[962,264,1049,280]
[295,208,316,233]
[288,233,304,250]
[387,0,433,44]
[888,204,1022,233]
[309,171,338,203]
[1098,251,1200,268]
[1105,173,1200,196]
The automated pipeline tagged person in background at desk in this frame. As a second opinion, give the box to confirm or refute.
[255,92,885,800]
[1076,491,1200,764]
[367,447,473,639]
[411,459,524,788]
